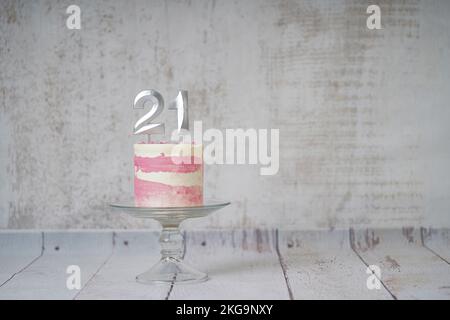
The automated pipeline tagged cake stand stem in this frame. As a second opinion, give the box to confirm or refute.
[135,220,208,284]
[160,225,184,259]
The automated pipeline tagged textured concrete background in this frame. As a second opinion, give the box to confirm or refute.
[1,0,449,229]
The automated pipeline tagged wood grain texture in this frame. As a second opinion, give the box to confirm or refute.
[0,229,449,299]
[2,0,450,230]
[0,231,113,299]
[421,228,450,263]
[278,230,392,299]
[76,231,170,300]
[169,229,290,299]
[0,231,43,286]
[350,228,450,299]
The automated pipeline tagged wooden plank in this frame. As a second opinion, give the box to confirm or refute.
[421,228,450,263]
[278,230,392,299]
[0,231,43,287]
[350,228,450,299]
[0,231,113,299]
[169,229,290,300]
[76,231,170,300]
[1,229,448,299]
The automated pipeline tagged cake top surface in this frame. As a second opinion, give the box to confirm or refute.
[134,143,202,158]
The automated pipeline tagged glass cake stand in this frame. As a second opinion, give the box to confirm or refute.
[109,200,230,285]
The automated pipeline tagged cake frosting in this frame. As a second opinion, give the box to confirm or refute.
[134,143,203,207]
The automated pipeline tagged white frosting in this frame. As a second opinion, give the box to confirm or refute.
[135,170,202,187]
[134,143,203,158]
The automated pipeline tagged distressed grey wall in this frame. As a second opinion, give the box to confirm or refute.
[1,0,449,229]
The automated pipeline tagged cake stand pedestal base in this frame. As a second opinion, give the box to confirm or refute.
[136,257,208,284]
[110,201,230,285]
[137,225,208,284]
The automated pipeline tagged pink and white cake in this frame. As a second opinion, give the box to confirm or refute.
[134,143,203,207]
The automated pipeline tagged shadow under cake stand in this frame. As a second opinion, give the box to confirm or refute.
[110,200,230,284]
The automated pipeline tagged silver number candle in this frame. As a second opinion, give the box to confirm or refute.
[133,89,165,142]
[169,90,189,133]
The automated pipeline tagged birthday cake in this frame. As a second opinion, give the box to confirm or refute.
[134,143,203,207]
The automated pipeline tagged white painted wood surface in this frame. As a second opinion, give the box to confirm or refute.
[0,231,43,287]
[0,231,113,299]
[76,231,170,300]
[278,230,393,299]
[350,228,450,300]
[170,229,290,300]
[421,228,450,263]
[0,229,449,299]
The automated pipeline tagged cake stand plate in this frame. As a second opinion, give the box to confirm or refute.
[110,200,230,285]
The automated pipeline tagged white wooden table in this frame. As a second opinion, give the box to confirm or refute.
[0,228,449,300]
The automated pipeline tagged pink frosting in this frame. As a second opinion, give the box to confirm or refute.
[133,147,203,207]
[134,178,203,207]
[134,156,202,173]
